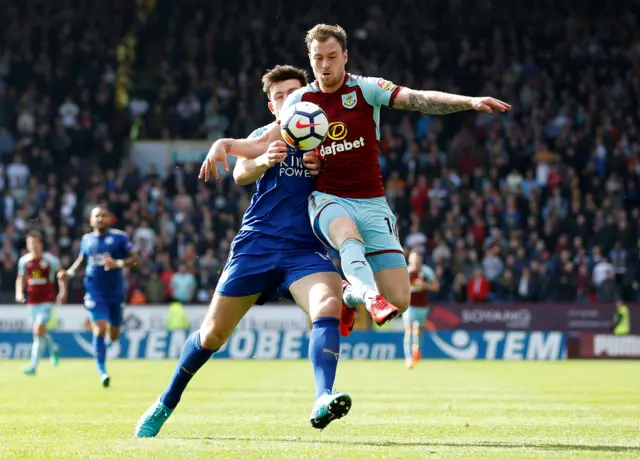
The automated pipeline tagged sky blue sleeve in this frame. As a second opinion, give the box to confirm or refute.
[17,256,26,276]
[422,265,436,283]
[279,88,306,119]
[247,125,268,140]
[355,75,401,107]
[44,254,60,282]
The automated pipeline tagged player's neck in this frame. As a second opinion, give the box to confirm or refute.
[30,251,42,259]
[94,229,108,236]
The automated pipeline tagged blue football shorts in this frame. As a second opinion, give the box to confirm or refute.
[308,190,407,272]
[84,292,125,327]
[215,237,338,301]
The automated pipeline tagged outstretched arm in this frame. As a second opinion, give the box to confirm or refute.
[392,87,511,115]
[200,125,285,181]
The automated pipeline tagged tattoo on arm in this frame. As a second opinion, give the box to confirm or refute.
[224,143,232,153]
[396,93,470,115]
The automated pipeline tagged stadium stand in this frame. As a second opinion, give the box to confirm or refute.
[1,0,639,305]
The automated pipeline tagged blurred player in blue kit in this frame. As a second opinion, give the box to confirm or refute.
[60,206,139,387]
[136,65,350,438]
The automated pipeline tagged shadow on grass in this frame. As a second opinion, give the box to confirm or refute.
[187,436,638,453]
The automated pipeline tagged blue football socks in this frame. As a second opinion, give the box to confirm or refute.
[93,335,107,375]
[160,331,215,409]
[309,318,341,399]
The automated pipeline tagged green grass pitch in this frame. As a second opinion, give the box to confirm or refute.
[0,359,638,458]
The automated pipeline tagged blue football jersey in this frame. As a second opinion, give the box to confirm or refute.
[80,229,133,297]
[235,122,324,252]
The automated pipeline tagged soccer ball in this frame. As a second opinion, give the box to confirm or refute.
[280,102,329,151]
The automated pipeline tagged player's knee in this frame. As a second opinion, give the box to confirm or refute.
[93,322,107,337]
[199,323,228,351]
[329,217,363,248]
[310,294,341,320]
[109,327,120,341]
[33,324,46,336]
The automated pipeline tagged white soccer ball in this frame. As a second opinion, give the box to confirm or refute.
[280,102,329,151]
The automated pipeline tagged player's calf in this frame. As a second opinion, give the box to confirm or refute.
[24,323,48,374]
[91,321,109,384]
[374,267,411,314]
[289,271,351,428]
[109,326,121,342]
[136,331,215,438]
[384,291,410,314]
[136,294,254,438]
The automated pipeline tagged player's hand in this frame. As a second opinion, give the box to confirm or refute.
[56,292,67,305]
[303,150,322,176]
[257,142,288,168]
[470,97,511,113]
[103,256,117,271]
[199,140,230,182]
[413,278,427,290]
[15,293,25,304]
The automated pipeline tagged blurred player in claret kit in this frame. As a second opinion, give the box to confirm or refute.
[60,205,139,387]
[16,231,66,375]
[136,65,351,439]
[403,250,439,369]
[199,23,511,336]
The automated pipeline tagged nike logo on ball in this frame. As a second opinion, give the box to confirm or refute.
[296,120,319,129]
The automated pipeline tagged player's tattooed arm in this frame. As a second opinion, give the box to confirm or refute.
[392,88,511,115]
[393,89,471,114]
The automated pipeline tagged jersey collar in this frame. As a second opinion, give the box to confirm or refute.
[313,73,349,94]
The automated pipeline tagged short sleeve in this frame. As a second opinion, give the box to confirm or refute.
[355,75,403,107]
[247,125,269,140]
[279,88,306,120]
[17,256,27,276]
[45,254,60,282]
[422,265,436,283]
[79,236,88,258]
[121,234,134,254]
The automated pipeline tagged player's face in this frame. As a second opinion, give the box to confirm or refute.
[90,208,110,232]
[268,79,303,117]
[408,252,422,266]
[26,236,42,255]
[309,37,347,90]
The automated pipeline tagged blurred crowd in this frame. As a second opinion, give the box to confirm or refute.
[1,0,640,305]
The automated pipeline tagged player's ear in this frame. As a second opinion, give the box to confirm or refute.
[343,50,348,64]
[267,101,275,114]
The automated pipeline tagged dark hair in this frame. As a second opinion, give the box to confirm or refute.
[261,65,308,98]
[305,24,348,52]
[26,230,43,241]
